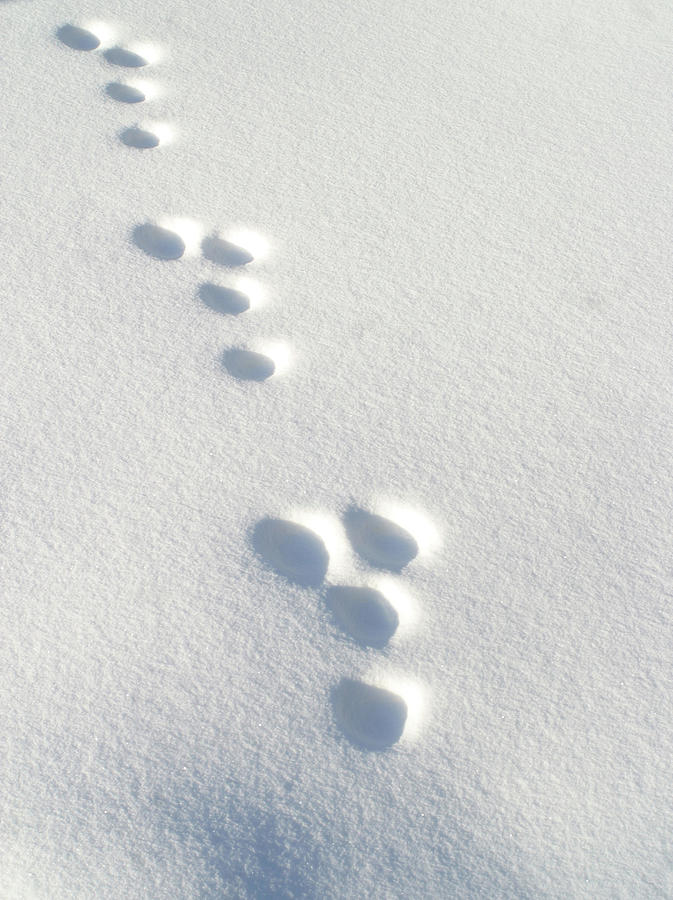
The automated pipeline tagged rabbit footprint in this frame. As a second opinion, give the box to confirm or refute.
[132,218,287,382]
[252,505,431,749]
[56,21,164,142]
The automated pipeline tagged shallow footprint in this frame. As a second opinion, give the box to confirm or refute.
[333,678,407,750]
[104,46,149,68]
[223,349,275,382]
[253,518,329,588]
[106,82,145,103]
[199,283,250,315]
[133,224,185,260]
[56,24,100,51]
[344,508,418,571]
[202,236,254,267]
[326,586,399,648]
[120,126,160,149]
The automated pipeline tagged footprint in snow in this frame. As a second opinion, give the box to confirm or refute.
[332,679,408,751]
[119,126,161,149]
[344,507,419,571]
[56,22,163,138]
[132,221,258,268]
[132,219,284,381]
[325,586,399,649]
[223,349,276,382]
[201,235,255,268]
[253,518,329,588]
[198,283,250,316]
[104,45,151,68]
[132,223,185,260]
[56,24,101,51]
[105,82,146,103]
[252,506,427,749]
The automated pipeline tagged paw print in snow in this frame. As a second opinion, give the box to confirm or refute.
[252,503,434,750]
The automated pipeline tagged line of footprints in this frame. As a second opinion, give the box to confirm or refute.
[58,22,431,750]
[57,20,284,382]
[254,505,433,751]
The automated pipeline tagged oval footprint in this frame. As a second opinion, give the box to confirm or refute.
[120,127,160,149]
[199,283,250,315]
[202,236,254,267]
[344,508,418,571]
[133,224,185,260]
[107,83,146,103]
[333,678,407,750]
[253,518,328,587]
[57,24,100,51]
[224,349,275,382]
[104,47,149,68]
[326,586,399,648]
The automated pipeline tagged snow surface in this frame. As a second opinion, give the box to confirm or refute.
[2,0,672,896]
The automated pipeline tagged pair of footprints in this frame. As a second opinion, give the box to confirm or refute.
[56,22,166,150]
[253,507,422,750]
[133,219,284,382]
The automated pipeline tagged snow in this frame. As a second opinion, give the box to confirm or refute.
[1,0,672,896]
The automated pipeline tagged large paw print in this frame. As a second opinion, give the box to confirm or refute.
[252,504,432,750]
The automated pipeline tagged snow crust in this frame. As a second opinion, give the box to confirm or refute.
[1,0,672,895]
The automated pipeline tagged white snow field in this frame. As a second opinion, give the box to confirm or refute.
[1,0,672,896]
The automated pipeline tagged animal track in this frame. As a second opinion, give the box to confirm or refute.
[105,82,146,103]
[104,46,150,68]
[333,679,408,751]
[252,504,429,749]
[198,283,250,316]
[133,223,185,260]
[120,126,161,149]
[132,220,260,267]
[253,518,329,587]
[58,21,282,382]
[55,15,426,754]
[57,24,100,51]
[132,217,285,381]
[57,22,164,143]
[223,349,276,382]
[325,586,399,649]
[344,508,419,571]
[201,235,255,268]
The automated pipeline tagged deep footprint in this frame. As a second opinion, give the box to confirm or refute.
[326,586,399,648]
[224,349,275,382]
[199,283,250,315]
[120,127,160,149]
[253,518,328,587]
[105,82,146,103]
[344,508,419,571]
[104,46,149,68]
[56,24,100,51]
[133,224,185,260]
[202,236,254,267]
[333,678,408,750]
